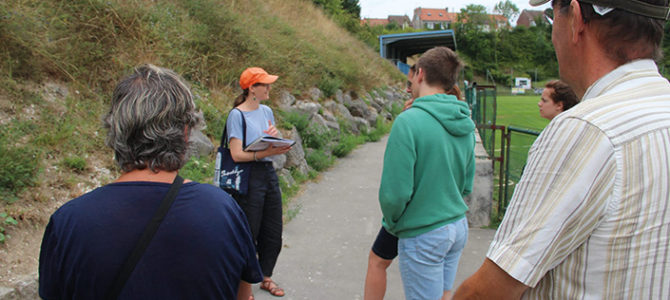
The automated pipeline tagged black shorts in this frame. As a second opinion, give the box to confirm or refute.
[371,226,399,260]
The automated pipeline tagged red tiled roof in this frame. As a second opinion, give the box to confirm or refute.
[361,18,389,26]
[416,8,459,22]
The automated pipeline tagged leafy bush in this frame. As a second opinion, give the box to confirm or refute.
[305,149,334,171]
[0,212,19,243]
[63,156,87,172]
[198,99,227,140]
[180,155,215,183]
[0,134,39,203]
[364,117,391,142]
[302,126,334,150]
[278,111,310,132]
[318,75,343,98]
[390,102,403,119]
[278,175,300,202]
[332,133,365,157]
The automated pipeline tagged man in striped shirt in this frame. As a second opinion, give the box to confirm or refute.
[454,0,670,299]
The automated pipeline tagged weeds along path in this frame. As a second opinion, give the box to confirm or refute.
[253,135,404,300]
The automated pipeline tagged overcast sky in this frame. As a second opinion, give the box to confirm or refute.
[359,0,551,19]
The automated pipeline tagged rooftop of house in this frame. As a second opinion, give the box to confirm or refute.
[388,15,410,24]
[361,18,389,26]
[413,8,459,22]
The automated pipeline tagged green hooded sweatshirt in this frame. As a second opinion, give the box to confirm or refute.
[379,93,475,238]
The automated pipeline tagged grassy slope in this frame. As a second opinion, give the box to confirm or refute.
[0,0,403,258]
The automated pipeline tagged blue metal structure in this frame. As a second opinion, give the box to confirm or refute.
[379,30,457,73]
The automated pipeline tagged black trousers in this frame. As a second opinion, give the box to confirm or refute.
[233,161,283,277]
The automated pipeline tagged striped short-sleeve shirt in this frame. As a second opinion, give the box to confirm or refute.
[487,60,670,299]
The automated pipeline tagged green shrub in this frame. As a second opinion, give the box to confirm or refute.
[278,175,300,202]
[332,133,365,157]
[278,110,310,132]
[364,117,391,142]
[0,134,40,203]
[180,155,215,183]
[63,156,87,172]
[0,212,19,243]
[390,102,403,119]
[302,126,334,150]
[336,117,353,135]
[198,99,227,140]
[305,149,334,171]
[318,75,343,98]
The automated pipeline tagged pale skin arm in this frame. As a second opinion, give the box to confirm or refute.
[229,120,290,162]
[453,258,529,300]
[229,138,291,162]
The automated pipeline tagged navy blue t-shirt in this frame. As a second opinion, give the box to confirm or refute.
[39,181,263,299]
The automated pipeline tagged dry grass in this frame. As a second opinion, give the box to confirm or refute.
[0,0,404,287]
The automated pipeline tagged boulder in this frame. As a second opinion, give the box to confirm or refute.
[278,90,296,111]
[348,99,370,119]
[188,129,215,157]
[277,168,295,187]
[352,117,370,134]
[294,100,321,116]
[370,101,382,113]
[269,153,287,171]
[366,107,379,126]
[308,87,322,101]
[283,127,311,175]
[335,89,345,104]
[343,92,353,107]
[313,113,339,132]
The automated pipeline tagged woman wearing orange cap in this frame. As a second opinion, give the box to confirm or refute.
[225,67,291,298]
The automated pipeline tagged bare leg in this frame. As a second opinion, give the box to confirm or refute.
[237,281,253,300]
[364,250,394,300]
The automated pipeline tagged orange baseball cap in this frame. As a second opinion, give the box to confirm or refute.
[239,67,278,90]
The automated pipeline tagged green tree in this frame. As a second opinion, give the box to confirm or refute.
[494,0,519,20]
[458,4,489,26]
[342,0,360,18]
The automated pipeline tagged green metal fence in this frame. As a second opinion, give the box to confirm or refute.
[501,126,541,214]
[465,85,542,220]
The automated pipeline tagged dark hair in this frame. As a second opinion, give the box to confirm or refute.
[233,89,249,107]
[552,0,665,63]
[103,64,202,173]
[545,80,579,111]
[416,47,463,91]
[233,83,267,107]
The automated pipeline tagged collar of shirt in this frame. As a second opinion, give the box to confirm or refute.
[582,59,659,101]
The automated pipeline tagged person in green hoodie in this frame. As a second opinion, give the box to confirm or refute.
[378,46,475,300]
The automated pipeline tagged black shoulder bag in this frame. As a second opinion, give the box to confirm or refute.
[106,175,184,300]
[214,108,252,196]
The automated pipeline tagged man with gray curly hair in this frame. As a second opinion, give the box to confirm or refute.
[39,64,263,299]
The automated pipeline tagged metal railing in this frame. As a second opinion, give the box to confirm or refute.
[465,85,542,220]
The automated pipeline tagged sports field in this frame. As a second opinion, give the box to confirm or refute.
[496,95,549,130]
[487,94,549,220]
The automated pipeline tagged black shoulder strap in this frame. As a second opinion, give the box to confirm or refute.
[107,175,184,300]
[221,108,248,149]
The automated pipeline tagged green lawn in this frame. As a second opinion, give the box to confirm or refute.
[481,94,549,222]
[496,95,549,130]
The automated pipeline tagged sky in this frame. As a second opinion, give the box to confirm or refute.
[359,0,551,21]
